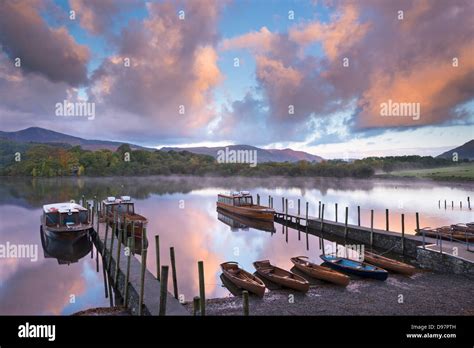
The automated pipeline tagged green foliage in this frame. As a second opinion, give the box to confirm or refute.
[0,140,464,178]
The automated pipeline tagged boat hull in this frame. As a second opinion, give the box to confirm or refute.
[216,202,274,221]
[321,255,388,281]
[363,252,416,276]
[290,256,350,286]
[221,262,265,297]
[253,260,309,292]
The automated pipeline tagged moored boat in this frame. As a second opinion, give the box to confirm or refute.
[41,202,92,237]
[253,260,310,292]
[217,208,276,233]
[217,191,275,221]
[220,262,266,297]
[100,196,147,238]
[362,251,416,276]
[320,255,388,281]
[290,256,350,286]
[417,226,474,242]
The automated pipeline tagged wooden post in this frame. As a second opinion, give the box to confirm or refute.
[451,201,454,209]
[141,227,147,250]
[282,197,284,212]
[318,201,321,219]
[103,216,109,254]
[124,237,132,308]
[285,198,288,221]
[298,198,301,215]
[81,195,85,207]
[242,290,249,316]
[460,201,462,209]
[444,200,447,209]
[108,220,116,271]
[159,265,169,316]
[198,261,205,316]
[102,254,109,299]
[170,247,178,299]
[321,203,325,232]
[193,296,200,316]
[114,218,123,285]
[401,214,405,255]
[370,209,374,247]
[416,212,424,249]
[138,248,147,316]
[335,203,338,222]
[155,235,160,281]
[438,200,440,208]
[257,194,260,206]
[131,222,135,255]
[357,206,360,226]
[268,195,271,207]
[385,209,389,231]
[305,202,309,234]
[344,206,348,239]
[468,196,471,210]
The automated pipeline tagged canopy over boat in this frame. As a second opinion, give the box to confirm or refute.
[43,202,87,214]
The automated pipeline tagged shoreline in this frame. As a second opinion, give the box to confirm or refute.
[185,271,474,316]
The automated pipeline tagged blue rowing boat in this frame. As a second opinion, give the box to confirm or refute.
[320,255,388,281]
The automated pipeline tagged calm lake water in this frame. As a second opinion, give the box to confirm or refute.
[0,176,472,314]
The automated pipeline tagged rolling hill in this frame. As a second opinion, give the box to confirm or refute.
[437,139,474,161]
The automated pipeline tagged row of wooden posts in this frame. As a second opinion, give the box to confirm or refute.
[274,195,428,255]
[85,195,250,316]
[438,197,471,210]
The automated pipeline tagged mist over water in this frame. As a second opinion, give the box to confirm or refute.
[0,176,472,314]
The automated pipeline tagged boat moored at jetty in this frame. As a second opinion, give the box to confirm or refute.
[41,202,92,236]
[217,191,275,221]
[100,196,148,237]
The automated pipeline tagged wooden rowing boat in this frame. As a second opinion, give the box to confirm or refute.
[220,262,265,297]
[363,251,416,275]
[290,256,350,286]
[320,255,388,281]
[217,191,275,221]
[417,226,474,242]
[253,260,310,292]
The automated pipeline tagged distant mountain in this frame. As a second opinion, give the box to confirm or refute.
[0,127,150,151]
[437,140,474,160]
[161,145,324,163]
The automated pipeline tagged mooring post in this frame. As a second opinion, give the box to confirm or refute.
[321,203,325,232]
[357,206,361,226]
[124,237,132,308]
[370,209,374,247]
[81,195,85,207]
[444,200,447,209]
[131,222,135,254]
[243,290,249,316]
[468,196,471,210]
[282,197,284,212]
[193,296,200,316]
[198,261,205,316]
[108,220,116,271]
[318,201,321,219]
[335,203,338,222]
[114,217,124,285]
[401,214,405,255]
[159,265,169,316]
[298,199,301,215]
[285,198,288,222]
[138,247,148,316]
[451,201,454,209]
[460,201,462,209]
[103,216,109,254]
[257,194,260,206]
[416,212,424,249]
[170,247,179,299]
[438,200,440,209]
[305,202,309,234]
[385,209,389,231]
[344,206,348,239]
[102,254,109,299]
[155,235,160,281]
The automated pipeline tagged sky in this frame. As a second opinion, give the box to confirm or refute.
[0,0,473,159]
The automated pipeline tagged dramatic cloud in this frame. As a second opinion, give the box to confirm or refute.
[88,0,224,142]
[0,0,89,86]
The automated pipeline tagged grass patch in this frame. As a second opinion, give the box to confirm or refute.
[379,163,474,181]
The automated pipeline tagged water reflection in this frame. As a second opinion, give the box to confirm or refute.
[40,229,92,265]
[0,176,472,313]
[217,208,276,233]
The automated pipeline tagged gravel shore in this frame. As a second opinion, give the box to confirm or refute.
[185,271,474,315]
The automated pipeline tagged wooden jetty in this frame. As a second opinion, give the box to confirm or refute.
[273,197,474,275]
